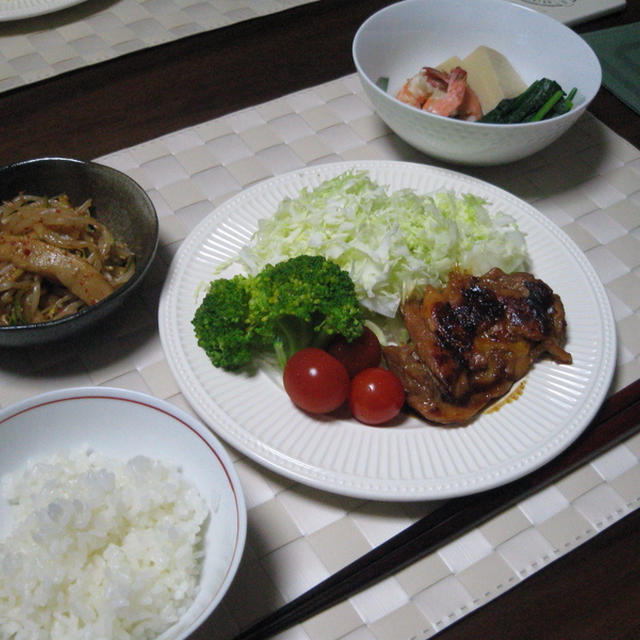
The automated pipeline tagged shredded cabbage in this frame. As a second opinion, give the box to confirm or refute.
[236,170,528,318]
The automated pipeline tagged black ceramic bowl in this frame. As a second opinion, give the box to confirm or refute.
[0,157,158,347]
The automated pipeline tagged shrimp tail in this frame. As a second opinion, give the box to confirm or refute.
[422,66,467,117]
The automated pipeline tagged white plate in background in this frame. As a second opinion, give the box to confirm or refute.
[0,0,86,21]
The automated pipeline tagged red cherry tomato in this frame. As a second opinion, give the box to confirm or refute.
[349,367,405,426]
[327,326,382,378]
[283,348,350,414]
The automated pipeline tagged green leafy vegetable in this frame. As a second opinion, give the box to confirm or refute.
[481,78,577,124]
[8,291,25,326]
[192,255,364,370]
[233,171,528,320]
[528,89,564,122]
[554,87,577,116]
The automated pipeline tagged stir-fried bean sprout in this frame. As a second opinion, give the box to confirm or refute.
[0,193,135,326]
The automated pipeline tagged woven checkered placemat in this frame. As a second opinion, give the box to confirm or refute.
[0,0,627,94]
[1,74,638,639]
[0,0,317,91]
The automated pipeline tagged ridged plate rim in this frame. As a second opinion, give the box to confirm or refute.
[158,160,616,501]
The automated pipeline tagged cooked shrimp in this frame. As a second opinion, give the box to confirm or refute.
[422,66,467,117]
[457,84,483,121]
[396,68,435,108]
[422,67,449,92]
[395,65,484,121]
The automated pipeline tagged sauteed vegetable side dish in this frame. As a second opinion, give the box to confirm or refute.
[0,193,135,326]
[193,171,572,427]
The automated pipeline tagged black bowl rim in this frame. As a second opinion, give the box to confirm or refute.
[0,156,159,335]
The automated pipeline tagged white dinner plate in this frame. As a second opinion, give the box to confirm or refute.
[0,0,86,21]
[158,160,616,501]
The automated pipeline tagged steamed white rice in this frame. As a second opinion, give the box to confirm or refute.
[0,448,209,640]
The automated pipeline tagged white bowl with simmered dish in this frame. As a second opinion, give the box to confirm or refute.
[0,157,158,346]
[352,0,601,165]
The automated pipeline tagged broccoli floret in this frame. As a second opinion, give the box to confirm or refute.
[191,255,364,371]
[248,255,364,367]
[192,275,255,370]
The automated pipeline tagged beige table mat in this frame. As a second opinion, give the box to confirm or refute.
[0,0,627,94]
[0,0,317,91]
[1,73,639,639]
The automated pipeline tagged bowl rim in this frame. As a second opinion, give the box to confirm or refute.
[0,156,159,334]
[352,0,602,129]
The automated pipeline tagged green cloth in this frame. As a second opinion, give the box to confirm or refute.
[582,22,640,115]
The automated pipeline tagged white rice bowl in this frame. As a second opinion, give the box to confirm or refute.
[0,388,246,640]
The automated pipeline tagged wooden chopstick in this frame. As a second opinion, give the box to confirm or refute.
[230,378,640,640]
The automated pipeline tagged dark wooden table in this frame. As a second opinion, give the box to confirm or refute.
[1,1,639,638]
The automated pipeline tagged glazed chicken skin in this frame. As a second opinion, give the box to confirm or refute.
[383,268,572,424]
